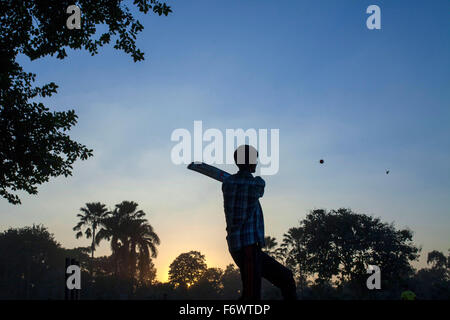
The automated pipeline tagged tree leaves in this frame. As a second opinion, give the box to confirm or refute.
[168,251,208,289]
[1,0,172,204]
[281,208,420,291]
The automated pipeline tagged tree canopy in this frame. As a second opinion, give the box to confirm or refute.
[280,208,420,297]
[0,225,65,299]
[0,0,172,204]
[168,251,207,289]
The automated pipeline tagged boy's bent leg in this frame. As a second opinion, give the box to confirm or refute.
[231,244,262,300]
[260,251,297,300]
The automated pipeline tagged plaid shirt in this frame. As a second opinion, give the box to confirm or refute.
[222,170,266,252]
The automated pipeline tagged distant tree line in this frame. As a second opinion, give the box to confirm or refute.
[0,205,448,300]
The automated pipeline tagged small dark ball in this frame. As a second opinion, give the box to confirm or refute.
[319,159,324,164]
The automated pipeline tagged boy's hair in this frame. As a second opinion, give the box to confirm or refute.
[234,145,258,171]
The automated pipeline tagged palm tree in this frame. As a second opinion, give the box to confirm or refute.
[95,212,125,276]
[73,202,110,275]
[128,220,160,283]
[281,227,309,297]
[95,201,160,282]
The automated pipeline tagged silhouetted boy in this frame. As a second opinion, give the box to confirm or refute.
[222,145,297,300]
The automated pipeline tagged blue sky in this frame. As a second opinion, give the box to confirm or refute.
[1,0,449,281]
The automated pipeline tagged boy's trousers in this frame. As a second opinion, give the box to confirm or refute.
[230,243,297,300]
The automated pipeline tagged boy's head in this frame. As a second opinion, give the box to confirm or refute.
[234,145,258,173]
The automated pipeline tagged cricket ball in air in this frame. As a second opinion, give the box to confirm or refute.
[319,159,324,164]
